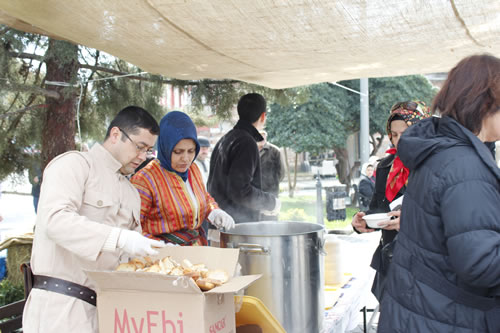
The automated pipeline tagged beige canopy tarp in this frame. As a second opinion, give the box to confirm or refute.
[0,1,499,89]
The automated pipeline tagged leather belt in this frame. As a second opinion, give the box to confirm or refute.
[33,275,96,306]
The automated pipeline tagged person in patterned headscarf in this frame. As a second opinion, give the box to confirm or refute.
[131,111,235,246]
[351,100,432,302]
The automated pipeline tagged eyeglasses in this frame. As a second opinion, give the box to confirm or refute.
[118,128,154,155]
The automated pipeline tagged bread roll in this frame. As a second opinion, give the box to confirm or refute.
[196,279,215,291]
[116,263,137,272]
[170,267,184,276]
[192,263,206,271]
[114,256,229,292]
[207,269,229,284]
[130,258,145,270]
[182,259,194,270]
[159,257,175,274]
[145,264,161,273]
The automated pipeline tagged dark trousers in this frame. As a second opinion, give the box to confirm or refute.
[33,196,39,213]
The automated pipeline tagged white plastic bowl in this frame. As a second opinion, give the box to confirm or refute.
[363,213,391,228]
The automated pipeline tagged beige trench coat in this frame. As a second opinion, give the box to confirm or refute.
[23,144,141,332]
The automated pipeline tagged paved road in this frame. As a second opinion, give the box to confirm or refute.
[0,193,36,238]
[0,192,36,259]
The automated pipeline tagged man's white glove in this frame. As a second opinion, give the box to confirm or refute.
[261,198,281,216]
[117,229,165,257]
[208,209,235,230]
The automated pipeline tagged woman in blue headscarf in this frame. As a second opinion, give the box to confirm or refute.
[131,111,235,246]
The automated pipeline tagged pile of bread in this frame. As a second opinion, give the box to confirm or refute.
[115,256,229,291]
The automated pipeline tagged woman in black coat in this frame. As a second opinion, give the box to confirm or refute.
[358,163,375,211]
[378,54,500,332]
[351,101,432,302]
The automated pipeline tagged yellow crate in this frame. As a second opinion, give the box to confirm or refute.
[235,295,286,333]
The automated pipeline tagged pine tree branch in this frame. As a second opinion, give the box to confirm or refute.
[3,82,60,99]
[0,104,48,119]
[79,64,154,82]
[7,51,44,62]
[8,51,240,86]
[79,64,238,85]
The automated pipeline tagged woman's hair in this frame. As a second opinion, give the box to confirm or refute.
[389,114,405,124]
[433,54,500,134]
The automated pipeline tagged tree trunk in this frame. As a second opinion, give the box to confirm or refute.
[283,147,295,198]
[370,133,385,157]
[333,146,359,196]
[292,152,298,198]
[41,39,79,169]
[334,147,349,185]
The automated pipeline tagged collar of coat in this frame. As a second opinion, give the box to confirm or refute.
[439,116,500,181]
[399,116,500,181]
[377,153,396,170]
[234,119,264,142]
[92,143,123,174]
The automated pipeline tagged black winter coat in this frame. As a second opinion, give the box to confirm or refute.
[208,120,276,223]
[364,154,401,301]
[260,142,285,196]
[29,165,42,197]
[379,116,500,333]
[358,175,375,210]
[367,154,401,255]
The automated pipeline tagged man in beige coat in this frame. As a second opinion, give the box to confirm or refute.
[23,106,165,332]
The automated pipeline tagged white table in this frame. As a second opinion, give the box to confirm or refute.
[322,232,379,332]
[323,268,376,332]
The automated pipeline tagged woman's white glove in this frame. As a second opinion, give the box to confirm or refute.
[208,209,235,230]
[117,229,165,256]
[261,198,281,216]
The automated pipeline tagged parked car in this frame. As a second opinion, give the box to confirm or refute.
[311,159,338,178]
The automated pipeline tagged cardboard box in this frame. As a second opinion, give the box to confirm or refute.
[87,246,261,333]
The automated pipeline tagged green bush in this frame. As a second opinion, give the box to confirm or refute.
[0,279,24,306]
[279,208,311,222]
[279,194,357,230]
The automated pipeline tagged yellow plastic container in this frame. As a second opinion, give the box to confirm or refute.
[235,295,286,333]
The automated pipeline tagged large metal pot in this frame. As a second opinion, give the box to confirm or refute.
[220,221,325,333]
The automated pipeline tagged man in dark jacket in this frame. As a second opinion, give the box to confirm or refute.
[258,130,285,221]
[258,130,285,196]
[208,93,279,224]
[357,163,375,211]
[29,163,42,213]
